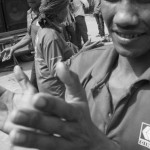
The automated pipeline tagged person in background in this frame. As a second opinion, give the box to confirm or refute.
[34,0,75,98]
[34,0,99,97]
[0,0,41,90]
[7,0,150,149]
[70,0,89,49]
[93,0,108,42]
[62,3,78,47]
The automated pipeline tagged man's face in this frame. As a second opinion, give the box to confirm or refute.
[27,0,41,9]
[101,0,150,58]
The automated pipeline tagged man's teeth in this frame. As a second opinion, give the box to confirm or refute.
[117,32,141,39]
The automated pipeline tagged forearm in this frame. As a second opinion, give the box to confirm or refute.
[11,33,32,52]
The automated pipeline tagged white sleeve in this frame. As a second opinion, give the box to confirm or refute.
[80,0,89,8]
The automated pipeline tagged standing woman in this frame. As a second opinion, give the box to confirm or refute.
[35,0,73,98]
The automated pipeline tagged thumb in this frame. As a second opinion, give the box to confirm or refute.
[56,61,87,102]
[14,65,37,94]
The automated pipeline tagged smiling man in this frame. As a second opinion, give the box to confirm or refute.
[7,0,150,149]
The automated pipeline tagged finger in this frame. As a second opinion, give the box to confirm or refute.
[10,129,72,150]
[10,109,79,138]
[56,61,87,101]
[14,65,36,94]
[31,93,79,121]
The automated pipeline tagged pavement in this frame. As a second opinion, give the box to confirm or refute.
[0,14,110,150]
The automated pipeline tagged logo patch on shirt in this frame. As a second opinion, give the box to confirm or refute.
[138,122,150,149]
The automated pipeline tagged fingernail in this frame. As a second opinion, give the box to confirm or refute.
[10,130,27,144]
[15,111,29,123]
[35,98,47,109]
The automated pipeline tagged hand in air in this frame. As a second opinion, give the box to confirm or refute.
[0,47,13,62]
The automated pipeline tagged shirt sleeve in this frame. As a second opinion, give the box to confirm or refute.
[42,36,73,75]
[44,39,63,75]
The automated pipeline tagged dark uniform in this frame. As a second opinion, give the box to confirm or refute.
[67,45,150,150]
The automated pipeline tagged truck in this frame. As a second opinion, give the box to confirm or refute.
[0,0,34,63]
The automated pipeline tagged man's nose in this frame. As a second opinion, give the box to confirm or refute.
[113,1,139,28]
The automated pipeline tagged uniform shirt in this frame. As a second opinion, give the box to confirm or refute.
[70,0,89,17]
[35,27,73,98]
[27,9,39,47]
[67,45,150,150]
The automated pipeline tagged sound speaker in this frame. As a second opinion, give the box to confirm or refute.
[0,2,6,33]
[1,0,29,31]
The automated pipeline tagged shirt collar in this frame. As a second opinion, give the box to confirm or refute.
[91,45,118,84]
[137,67,150,82]
[91,46,150,86]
